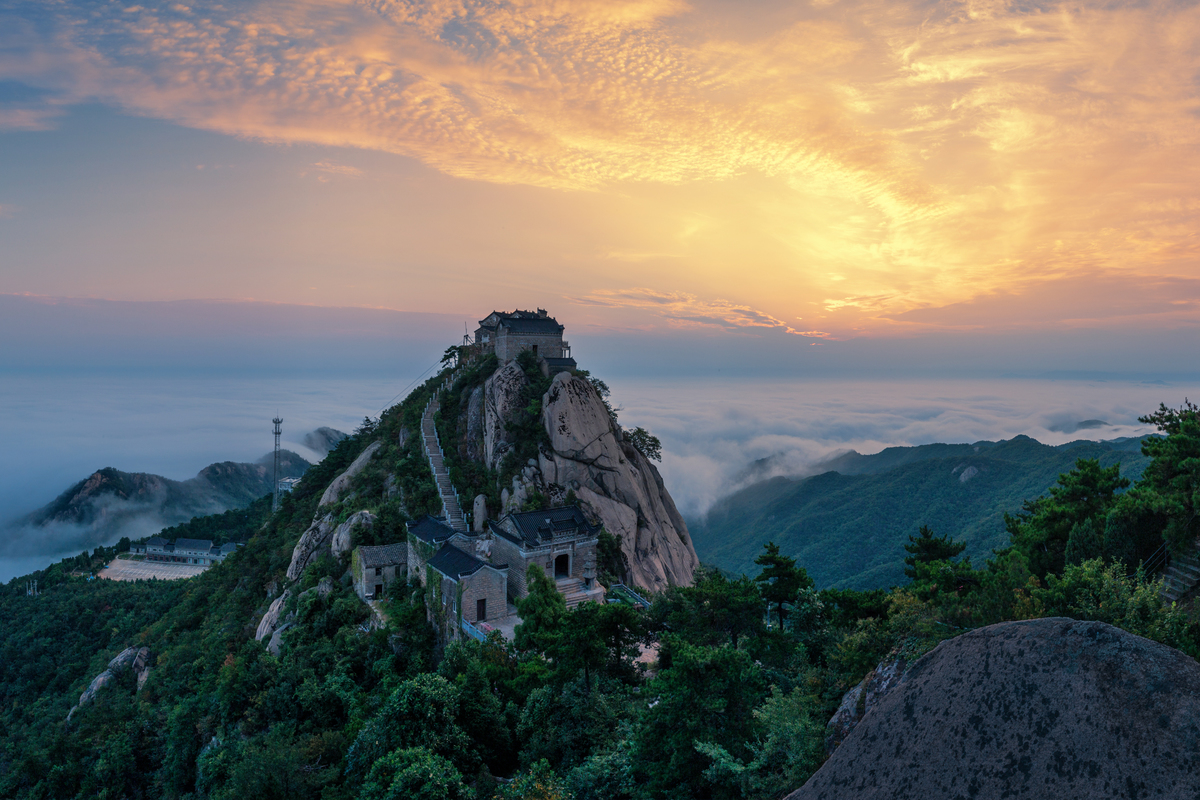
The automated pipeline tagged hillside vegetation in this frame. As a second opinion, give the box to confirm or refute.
[1,382,1198,800]
[693,435,1152,589]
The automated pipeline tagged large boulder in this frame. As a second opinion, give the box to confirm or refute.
[464,386,486,463]
[787,618,1200,800]
[285,513,337,581]
[540,373,698,591]
[332,510,374,558]
[824,650,910,753]
[67,646,151,720]
[317,441,381,508]
[255,591,292,641]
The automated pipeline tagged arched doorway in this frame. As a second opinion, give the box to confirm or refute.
[554,553,570,579]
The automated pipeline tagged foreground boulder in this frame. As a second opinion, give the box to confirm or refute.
[788,618,1200,800]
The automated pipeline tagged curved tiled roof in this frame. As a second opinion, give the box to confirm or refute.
[493,505,600,548]
[407,514,457,544]
[359,543,408,569]
[428,544,487,579]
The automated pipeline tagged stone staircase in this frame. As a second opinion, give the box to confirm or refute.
[422,394,468,532]
[555,577,605,609]
[1161,547,1200,603]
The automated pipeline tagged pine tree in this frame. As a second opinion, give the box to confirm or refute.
[903,525,967,580]
[754,542,811,628]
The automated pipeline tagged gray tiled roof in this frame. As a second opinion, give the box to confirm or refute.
[493,505,600,548]
[428,543,487,579]
[359,543,408,569]
[407,515,457,544]
[174,538,214,552]
[497,316,563,335]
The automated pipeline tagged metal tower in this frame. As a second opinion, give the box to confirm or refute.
[272,416,283,512]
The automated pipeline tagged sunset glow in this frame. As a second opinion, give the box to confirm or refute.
[2,0,1200,339]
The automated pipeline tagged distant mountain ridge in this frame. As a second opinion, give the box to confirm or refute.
[6,451,311,555]
[690,435,1155,590]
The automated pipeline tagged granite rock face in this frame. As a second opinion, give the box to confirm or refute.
[824,651,910,753]
[317,441,381,508]
[255,591,292,641]
[285,513,337,581]
[67,646,151,720]
[483,362,527,468]
[787,618,1200,800]
[540,373,698,590]
[331,510,374,558]
[464,386,486,463]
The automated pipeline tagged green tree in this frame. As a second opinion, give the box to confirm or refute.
[556,601,644,690]
[1005,458,1130,578]
[360,747,467,800]
[754,542,812,628]
[903,525,966,580]
[345,674,477,781]
[650,567,766,649]
[1136,400,1200,553]
[1031,559,1198,657]
[696,685,827,800]
[494,758,574,800]
[630,638,768,799]
[625,427,662,462]
[515,565,567,654]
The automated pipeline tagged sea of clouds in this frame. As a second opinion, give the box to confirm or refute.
[4,370,1198,582]
[609,377,1200,520]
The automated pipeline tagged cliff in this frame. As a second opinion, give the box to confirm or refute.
[463,360,698,590]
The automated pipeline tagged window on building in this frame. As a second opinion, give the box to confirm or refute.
[375,567,382,576]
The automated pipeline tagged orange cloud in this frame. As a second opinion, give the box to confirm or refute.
[4,0,1200,334]
[582,287,814,335]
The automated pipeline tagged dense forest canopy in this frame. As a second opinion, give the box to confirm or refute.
[1,381,1198,800]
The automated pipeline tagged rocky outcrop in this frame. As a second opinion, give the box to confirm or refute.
[332,510,374,558]
[285,513,337,581]
[787,618,1200,800]
[470,368,697,590]
[255,591,292,641]
[465,386,485,463]
[483,362,527,467]
[824,650,910,753]
[317,441,381,508]
[539,373,698,590]
[67,646,150,720]
[473,494,488,532]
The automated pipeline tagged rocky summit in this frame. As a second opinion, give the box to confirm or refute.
[788,617,1200,800]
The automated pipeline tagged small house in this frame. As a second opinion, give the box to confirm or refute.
[353,544,408,600]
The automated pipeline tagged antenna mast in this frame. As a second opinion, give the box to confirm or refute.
[272,416,283,512]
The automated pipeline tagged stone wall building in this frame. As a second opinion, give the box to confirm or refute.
[353,543,408,600]
[427,544,508,626]
[349,505,602,640]
[489,506,603,603]
[475,309,576,371]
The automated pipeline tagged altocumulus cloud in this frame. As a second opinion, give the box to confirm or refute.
[4,0,1200,330]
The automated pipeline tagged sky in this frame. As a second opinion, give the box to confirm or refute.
[1,0,1199,351]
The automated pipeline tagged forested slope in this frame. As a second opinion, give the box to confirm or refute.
[694,435,1152,589]
[1,377,1198,800]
